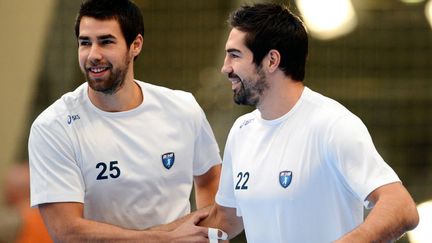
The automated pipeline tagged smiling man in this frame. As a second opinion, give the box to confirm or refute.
[199,3,419,243]
[28,0,221,242]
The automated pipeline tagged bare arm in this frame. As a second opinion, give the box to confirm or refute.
[39,202,209,242]
[194,164,222,209]
[335,182,419,242]
[199,204,244,240]
[148,206,212,232]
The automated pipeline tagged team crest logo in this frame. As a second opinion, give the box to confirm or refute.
[279,171,292,188]
[162,152,175,169]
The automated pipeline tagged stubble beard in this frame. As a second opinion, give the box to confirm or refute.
[233,66,268,107]
[85,55,131,95]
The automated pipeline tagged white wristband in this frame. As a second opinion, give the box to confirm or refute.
[208,227,228,243]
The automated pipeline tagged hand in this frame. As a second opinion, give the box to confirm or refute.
[168,211,210,243]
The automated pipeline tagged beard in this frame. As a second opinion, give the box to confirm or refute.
[232,66,268,107]
[84,54,131,95]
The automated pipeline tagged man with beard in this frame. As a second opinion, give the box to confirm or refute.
[28,0,222,241]
[198,3,419,243]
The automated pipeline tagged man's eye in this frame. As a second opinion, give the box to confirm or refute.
[229,53,239,58]
[101,40,114,45]
[79,41,90,46]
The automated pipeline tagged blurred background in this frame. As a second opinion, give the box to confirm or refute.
[0,0,430,242]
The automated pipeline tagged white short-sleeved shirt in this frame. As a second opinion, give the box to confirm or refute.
[216,87,399,243]
[29,80,221,230]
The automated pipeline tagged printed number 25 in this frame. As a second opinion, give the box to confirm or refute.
[96,161,121,180]
[235,172,249,190]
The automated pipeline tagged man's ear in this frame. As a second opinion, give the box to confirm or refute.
[131,34,143,57]
[266,49,281,73]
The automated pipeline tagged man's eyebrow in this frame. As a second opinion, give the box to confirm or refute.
[77,34,116,41]
[226,48,241,53]
[98,34,116,40]
[78,36,90,41]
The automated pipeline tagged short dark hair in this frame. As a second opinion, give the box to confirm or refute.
[74,0,144,48]
[229,3,308,81]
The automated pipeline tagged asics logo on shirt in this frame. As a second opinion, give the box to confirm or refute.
[67,114,81,124]
[239,118,255,129]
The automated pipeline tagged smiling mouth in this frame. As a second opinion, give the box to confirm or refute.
[229,78,242,91]
[227,73,242,91]
[228,73,242,84]
[88,66,110,73]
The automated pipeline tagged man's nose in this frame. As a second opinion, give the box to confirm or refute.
[220,58,232,74]
[88,44,102,62]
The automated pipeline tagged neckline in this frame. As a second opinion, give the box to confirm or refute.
[84,80,147,117]
[255,87,310,126]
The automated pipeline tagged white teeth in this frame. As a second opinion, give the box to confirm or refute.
[90,67,107,73]
[231,80,241,90]
[230,78,240,84]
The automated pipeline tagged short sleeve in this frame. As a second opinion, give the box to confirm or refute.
[215,129,239,214]
[192,107,221,176]
[29,119,85,207]
[326,115,400,208]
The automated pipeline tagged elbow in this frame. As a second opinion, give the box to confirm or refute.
[404,202,419,231]
[47,231,70,243]
[47,221,84,243]
[396,196,420,234]
[48,231,73,243]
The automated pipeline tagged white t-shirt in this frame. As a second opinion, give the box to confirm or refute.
[216,87,400,243]
[29,80,221,230]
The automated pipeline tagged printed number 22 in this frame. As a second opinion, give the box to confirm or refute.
[235,172,249,190]
[96,161,121,180]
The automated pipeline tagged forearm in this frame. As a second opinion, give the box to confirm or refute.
[194,164,222,209]
[199,204,243,240]
[149,206,211,232]
[50,217,172,243]
[337,204,417,242]
[335,183,419,242]
[40,202,211,243]
[40,203,172,242]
